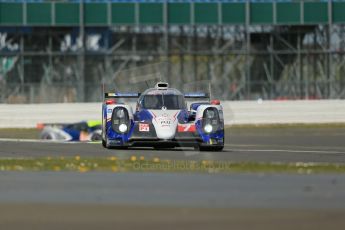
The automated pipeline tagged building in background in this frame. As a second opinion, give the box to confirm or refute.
[0,0,345,103]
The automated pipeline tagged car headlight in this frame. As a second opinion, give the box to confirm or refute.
[118,123,128,133]
[206,110,215,119]
[202,108,220,134]
[204,124,213,133]
[116,109,125,118]
[112,107,130,134]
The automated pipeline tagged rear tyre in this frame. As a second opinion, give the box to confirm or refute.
[102,139,106,148]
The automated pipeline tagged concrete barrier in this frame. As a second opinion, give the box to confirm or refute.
[0,100,344,128]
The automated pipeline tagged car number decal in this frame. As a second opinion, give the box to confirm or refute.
[139,123,150,132]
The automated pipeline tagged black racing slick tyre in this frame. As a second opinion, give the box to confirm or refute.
[199,145,224,152]
[154,145,175,150]
[40,132,53,140]
[103,137,128,150]
[91,132,102,141]
[105,137,113,149]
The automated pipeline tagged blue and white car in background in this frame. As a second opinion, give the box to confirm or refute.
[102,82,224,151]
[38,120,102,141]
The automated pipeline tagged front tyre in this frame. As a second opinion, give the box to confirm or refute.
[102,135,112,149]
[154,145,175,150]
[40,131,55,140]
[103,136,128,150]
[199,145,224,152]
[91,132,102,141]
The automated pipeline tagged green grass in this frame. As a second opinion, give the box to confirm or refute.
[1,157,345,174]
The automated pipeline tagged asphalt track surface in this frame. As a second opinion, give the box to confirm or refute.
[0,172,345,230]
[1,172,345,209]
[1,127,345,163]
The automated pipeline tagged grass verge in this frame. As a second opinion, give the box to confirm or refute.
[1,157,345,174]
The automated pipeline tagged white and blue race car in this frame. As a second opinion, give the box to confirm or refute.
[102,82,224,151]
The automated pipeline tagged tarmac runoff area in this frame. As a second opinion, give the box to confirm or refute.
[0,126,345,229]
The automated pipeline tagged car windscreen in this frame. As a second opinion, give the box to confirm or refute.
[142,94,185,110]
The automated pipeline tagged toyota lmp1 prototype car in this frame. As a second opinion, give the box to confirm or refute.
[102,82,224,151]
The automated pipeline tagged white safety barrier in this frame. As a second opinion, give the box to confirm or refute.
[0,100,344,128]
[0,103,101,128]
[222,100,345,125]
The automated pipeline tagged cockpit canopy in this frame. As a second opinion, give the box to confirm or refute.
[139,88,186,110]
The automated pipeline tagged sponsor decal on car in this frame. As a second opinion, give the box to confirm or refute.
[160,119,171,125]
[139,123,150,132]
[157,117,172,128]
[177,124,196,132]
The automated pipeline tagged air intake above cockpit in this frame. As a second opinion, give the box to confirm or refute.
[155,82,169,90]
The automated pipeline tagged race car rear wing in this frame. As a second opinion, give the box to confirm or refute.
[183,92,209,99]
[104,92,141,99]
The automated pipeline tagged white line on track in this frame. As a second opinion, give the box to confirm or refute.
[225,143,345,151]
[1,138,344,155]
[0,138,78,144]
[225,148,345,154]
